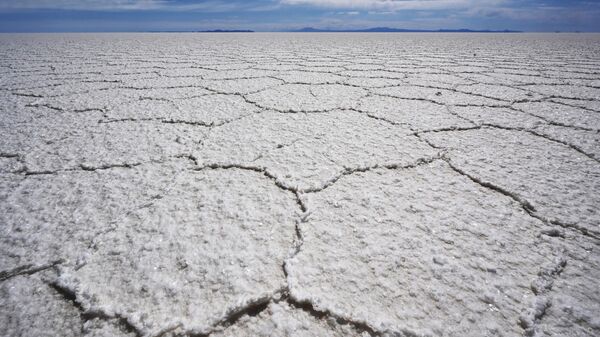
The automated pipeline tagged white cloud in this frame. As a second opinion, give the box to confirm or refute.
[0,0,162,11]
[0,0,265,12]
[280,0,506,11]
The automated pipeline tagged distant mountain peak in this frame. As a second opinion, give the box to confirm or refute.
[291,27,521,33]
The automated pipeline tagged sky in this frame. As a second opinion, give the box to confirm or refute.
[0,0,599,32]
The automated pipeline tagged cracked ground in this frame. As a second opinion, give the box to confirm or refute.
[1,33,599,337]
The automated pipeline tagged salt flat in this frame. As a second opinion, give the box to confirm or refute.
[0,33,599,337]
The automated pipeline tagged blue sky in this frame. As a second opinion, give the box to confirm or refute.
[0,0,599,32]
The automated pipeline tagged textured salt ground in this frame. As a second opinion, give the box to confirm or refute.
[1,33,599,337]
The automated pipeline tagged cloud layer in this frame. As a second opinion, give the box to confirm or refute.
[0,0,598,32]
[281,0,504,11]
[0,0,265,11]
[0,0,507,12]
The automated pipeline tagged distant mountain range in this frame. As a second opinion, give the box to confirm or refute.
[291,27,521,33]
[148,27,522,33]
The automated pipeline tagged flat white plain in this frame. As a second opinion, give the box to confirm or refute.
[1,33,599,337]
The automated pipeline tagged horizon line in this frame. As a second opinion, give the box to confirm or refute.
[2,27,598,33]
